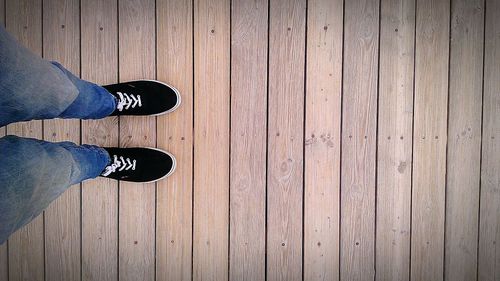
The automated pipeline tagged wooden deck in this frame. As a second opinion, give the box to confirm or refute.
[0,0,499,280]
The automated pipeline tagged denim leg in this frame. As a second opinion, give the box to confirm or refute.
[0,26,116,127]
[53,62,117,119]
[0,135,110,244]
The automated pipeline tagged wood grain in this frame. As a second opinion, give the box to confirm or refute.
[478,0,500,280]
[0,0,3,142]
[2,0,500,279]
[0,0,6,139]
[5,0,45,280]
[303,0,342,280]
[267,0,306,280]
[445,0,484,280]
[0,0,3,147]
[229,0,268,280]
[42,0,81,280]
[0,242,6,281]
[0,223,6,280]
[192,0,230,280]
[376,0,414,280]
[80,0,119,280]
[411,0,449,280]
[0,109,4,281]
[118,0,156,280]
[341,0,379,280]
[156,0,193,280]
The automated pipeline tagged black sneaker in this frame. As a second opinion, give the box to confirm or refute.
[100,147,176,183]
[103,80,181,116]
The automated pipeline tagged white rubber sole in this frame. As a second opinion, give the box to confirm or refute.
[142,147,177,183]
[137,79,182,116]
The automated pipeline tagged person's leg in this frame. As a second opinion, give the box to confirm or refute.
[0,26,116,127]
[0,135,110,244]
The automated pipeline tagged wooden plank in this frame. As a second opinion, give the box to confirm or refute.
[5,0,45,280]
[118,0,156,280]
[340,0,379,280]
[267,0,306,280]
[42,0,81,280]
[478,0,500,280]
[0,0,3,145]
[80,0,119,280]
[411,0,449,280]
[192,0,230,279]
[303,0,342,280]
[376,0,414,280]
[445,0,484,280]
[0,242,6,281]
[0,0,3,25]
[155,0,193,280]
[229,0,268,280]
[0,0,3,136]
[0,0,2,143]
[0,168,4,281]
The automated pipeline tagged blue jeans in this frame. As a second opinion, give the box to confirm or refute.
[0,26,116,243]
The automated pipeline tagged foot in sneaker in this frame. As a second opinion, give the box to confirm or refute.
[100,147,176,183]
[103,80,181,116]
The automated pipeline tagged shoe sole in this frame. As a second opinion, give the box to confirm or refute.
[142,147,177,183]
[137,79,182,116]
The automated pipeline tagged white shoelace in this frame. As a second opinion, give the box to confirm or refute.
[102,155,137,176]
[116,92,142,111]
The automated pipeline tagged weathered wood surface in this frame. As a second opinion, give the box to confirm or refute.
[1,1,499,280]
